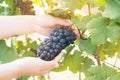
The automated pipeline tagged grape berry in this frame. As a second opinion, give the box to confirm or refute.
[36,27,76,61]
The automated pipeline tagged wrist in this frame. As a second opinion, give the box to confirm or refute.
[10,61,23,78]
[32,15,43,33]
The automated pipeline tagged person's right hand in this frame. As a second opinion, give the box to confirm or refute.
[33,14,71,36]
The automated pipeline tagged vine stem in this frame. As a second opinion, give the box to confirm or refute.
[79,72,81,80]
[113,53,118,68]
[104,61,120,70]
[94,45,102,66]
[11,38,18,55]
[40,76,44,80]
[87,3,91,16]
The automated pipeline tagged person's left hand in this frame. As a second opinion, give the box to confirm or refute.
[12,52,64,76]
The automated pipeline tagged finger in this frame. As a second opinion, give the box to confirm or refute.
[53,51,64,62]
[55,18,71,27]
[54,63,59,68]
[71,25,80,38]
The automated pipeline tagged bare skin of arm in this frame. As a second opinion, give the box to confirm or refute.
[0,15,70,80]
[0,15,70,39]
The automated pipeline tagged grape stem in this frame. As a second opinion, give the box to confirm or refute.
[40,76,44,80]
[77,28,87,40]
[29,48,37,54]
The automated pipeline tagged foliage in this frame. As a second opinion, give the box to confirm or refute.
[0,0,120,80]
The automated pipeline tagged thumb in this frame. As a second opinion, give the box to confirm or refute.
[53,51,64,62]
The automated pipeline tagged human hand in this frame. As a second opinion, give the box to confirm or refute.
[12,52,64,76]
[33,14,71,36]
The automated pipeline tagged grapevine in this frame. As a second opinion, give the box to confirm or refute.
[0,0,120,80]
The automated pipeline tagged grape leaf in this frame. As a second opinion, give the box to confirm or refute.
[101,39,120,58]
[102,42,117,57]
[100,51,106,60]
[86,17,120,45]
[79,38,98,54]
[107,23,120,42]
[60,0,85,11]
[71,16,92,31]
[0,40,18,63]
[45,0,56,8]
[17,76,30,80]
[0,6,4,15]
[0,0,3,3]
[65,45,75,54]
[68,50,82,73]
[54,50,83,73]
[103,0,120,21]
[93,0,106,6]
[86,17,109,45]
[47,8,73,19]
[5,0,16,15]
[33,0,45,7]
[115,0,120,5]
[85,64,120,80]
[110,74,120,80]
[80,57,94,72]
[15,38,37,57]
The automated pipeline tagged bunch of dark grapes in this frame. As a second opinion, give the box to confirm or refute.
[14,0,35,15]
[36,27,76,61]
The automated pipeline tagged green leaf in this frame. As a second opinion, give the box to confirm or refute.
[0,6,4,15]
[68,50,82,73]
[45,0,56,8]
[115,0,120,5]
[85,64,120,80]
[54,50,83,73]
[0,40,18,63]
[93,0,106,6]
[101,39,120,58]
[104,0,120,21]
[60,0,85,11]
[65,45,75,54]
[80,57,94,71]
[110,74,120,80]
[100,51,106,60]
[33,0,45,7]
[107,22,120,42]
[71,16,92,31]
[47,8,73,19]
[53,65,67,72]
[102,42,117,57]
[0,0,3,3]
[18,76,30,80]
[5,0,16,15]
[87,17,120,45]
[79,38,98,54]
[86,17,109,45]
[15,38,37,57]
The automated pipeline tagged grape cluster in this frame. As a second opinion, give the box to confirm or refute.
[37,28,76,61]
[14,0,35,15]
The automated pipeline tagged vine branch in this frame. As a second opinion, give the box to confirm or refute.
[87,3,91,16]
[104,61,120,70]
[94,45,102,66]
[113,53,118,68]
